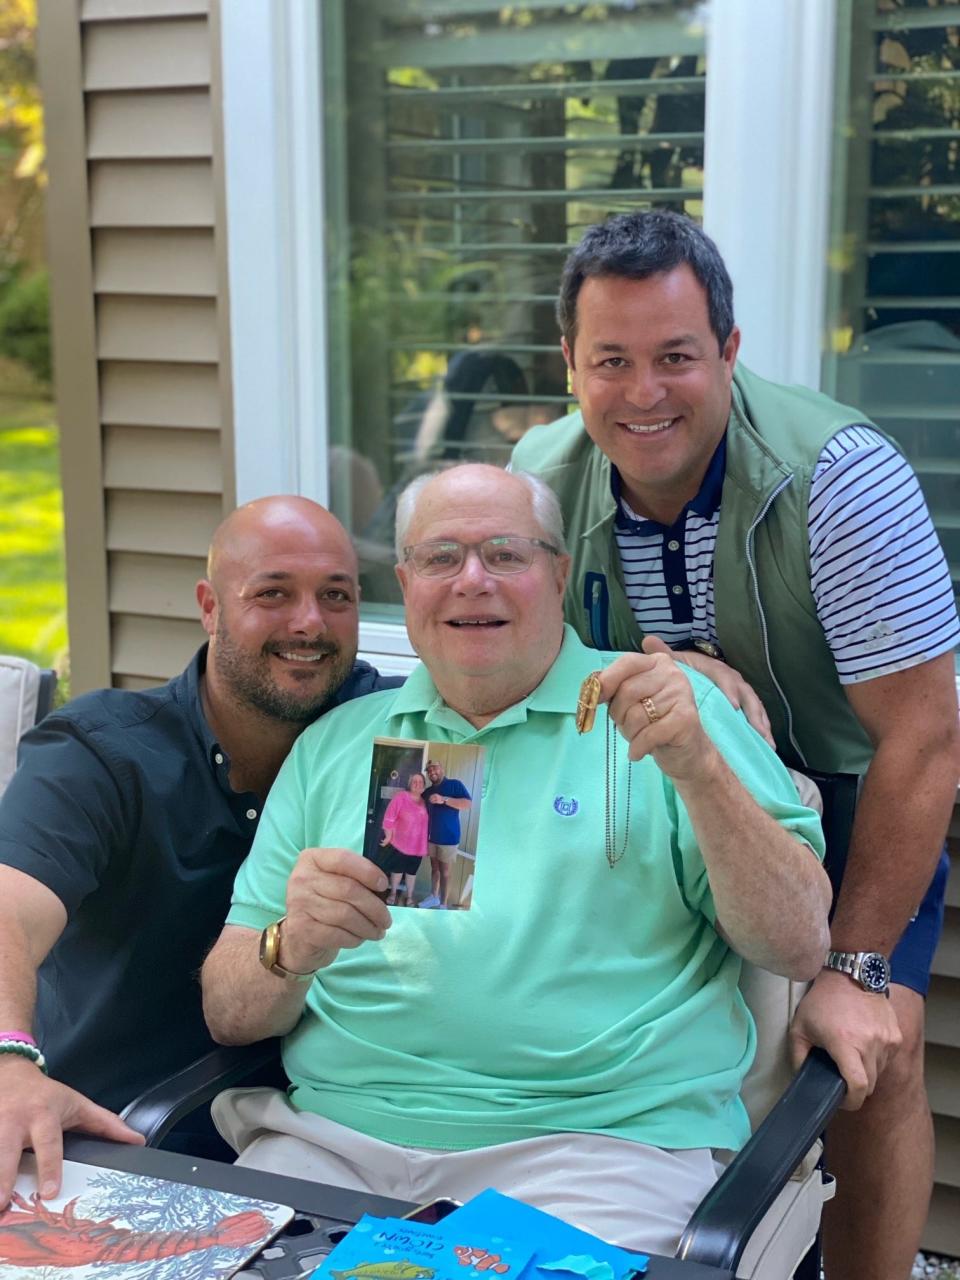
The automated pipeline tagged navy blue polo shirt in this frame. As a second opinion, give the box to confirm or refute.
[422,778,472,846]
[0,646,400,1112]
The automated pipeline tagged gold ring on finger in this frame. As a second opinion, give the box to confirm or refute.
[641,696,660,725]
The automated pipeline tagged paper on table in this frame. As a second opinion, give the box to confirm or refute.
[436,1190,648,1279]
[0,1155,293,1280]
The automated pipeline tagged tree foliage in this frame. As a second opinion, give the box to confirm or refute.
[0,0,43,291]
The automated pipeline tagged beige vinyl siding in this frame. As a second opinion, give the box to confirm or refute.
[924,818,960,1254]
[39,0,231,690]
[89,161,215,227]
[87,90,213,159]
[109,552,207,619]
[81,0,208,20]
[83,16,210,89]
[100,361,221,428]
[111,614,207,680]
[93,228,217,296]
[103,426,222,492]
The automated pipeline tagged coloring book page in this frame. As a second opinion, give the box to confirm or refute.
[0,1156,293,1280]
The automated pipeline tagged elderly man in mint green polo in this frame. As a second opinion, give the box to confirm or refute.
[201,464,831,1255]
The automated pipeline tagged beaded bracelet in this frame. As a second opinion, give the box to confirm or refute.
[0,1040,47,1073]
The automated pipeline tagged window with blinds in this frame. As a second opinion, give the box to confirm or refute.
[823,0,960,607]
[321,0,709,612]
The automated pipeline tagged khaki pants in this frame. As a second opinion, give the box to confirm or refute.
[213,1086,720,1256]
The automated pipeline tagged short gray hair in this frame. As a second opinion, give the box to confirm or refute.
[395,465,567,561]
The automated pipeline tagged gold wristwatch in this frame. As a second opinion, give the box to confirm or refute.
[258,917,315,982]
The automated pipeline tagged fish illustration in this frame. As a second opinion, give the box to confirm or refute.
[331,1262,436,1280]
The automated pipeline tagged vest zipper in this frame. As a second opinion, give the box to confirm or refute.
[584,572,612,651]
[745,476,808,768]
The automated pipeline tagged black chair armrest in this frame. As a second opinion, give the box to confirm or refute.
[120,1040,281,1148]
[35,669,58,723]
[676,1047,846,1272]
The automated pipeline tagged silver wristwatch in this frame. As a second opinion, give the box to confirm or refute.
[824,950,891,996]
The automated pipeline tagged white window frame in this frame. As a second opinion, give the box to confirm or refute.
[222,0,837,671]
[703,0,838,389]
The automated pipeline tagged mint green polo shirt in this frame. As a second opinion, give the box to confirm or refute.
[227,626,823,1154]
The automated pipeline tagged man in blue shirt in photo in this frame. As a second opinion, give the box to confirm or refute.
[419,760,471,909]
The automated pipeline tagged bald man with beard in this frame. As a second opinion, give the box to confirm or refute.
[0,496,400,1206]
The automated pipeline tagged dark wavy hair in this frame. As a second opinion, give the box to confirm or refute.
[557,211,735,356]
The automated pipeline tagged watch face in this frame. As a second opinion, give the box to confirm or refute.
[859,953,890,992]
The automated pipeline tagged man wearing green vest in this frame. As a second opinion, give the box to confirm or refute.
[511,211,960,1280]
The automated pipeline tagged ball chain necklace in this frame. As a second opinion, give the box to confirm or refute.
[576,671,632,868]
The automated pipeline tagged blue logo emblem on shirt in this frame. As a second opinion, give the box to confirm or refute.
[554,796,579,816]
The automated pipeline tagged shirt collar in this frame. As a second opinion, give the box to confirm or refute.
[612,433,728,535]
[173,644,222,767]
[385,625,602,735]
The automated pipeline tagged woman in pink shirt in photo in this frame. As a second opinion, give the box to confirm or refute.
[380,772,429,906]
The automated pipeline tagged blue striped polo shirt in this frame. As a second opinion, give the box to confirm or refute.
[614,425,959,683]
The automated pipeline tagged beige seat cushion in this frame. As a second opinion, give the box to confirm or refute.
[737,965,810,1134]
[735,1149,836,1279]
[0,656,41,796]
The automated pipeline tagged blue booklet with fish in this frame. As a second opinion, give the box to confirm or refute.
[310,1213,533,1280]
[438,1191,647,1280]
[309,1193,647,1280]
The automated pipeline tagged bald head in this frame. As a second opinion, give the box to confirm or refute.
[395,465,566,558]
[197,495,360,727]
[207,495,357,590]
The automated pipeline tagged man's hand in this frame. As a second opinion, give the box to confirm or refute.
[645,636,775,747]
[0,1057,143,1208]
[281,847,392,975]
[429,795,445,805]
[789,969,903,1109]
[600,648,719,784]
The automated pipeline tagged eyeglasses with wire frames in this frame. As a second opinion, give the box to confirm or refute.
[402,535,561,579]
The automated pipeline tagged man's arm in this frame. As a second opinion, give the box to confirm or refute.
[202,847,391,1045]
[429,795,471,810]
[833,653,958,951]
[603,644,832,981]
[0,867,141,1206]
[790,653,960,1105]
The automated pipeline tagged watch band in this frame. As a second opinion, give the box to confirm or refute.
[258,917,315,982]
[824,949,891,996]
[825,950,857,978]
[673,638,725,661]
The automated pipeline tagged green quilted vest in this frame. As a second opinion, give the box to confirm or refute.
[511,365,885,773]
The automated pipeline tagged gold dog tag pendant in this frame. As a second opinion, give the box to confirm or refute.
[576,671,602,734]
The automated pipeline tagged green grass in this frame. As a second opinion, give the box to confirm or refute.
[0,378,68,673]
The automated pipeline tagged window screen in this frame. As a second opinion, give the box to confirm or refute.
[824,0,960,608]
[322,0,709,612]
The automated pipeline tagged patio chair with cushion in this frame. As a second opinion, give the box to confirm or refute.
[0,654,57,796]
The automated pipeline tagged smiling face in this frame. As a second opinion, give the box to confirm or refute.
[395,466,570,726]
[563,265,740,525]
[409,773,426,796]
[426,762,444,784]
[198,497,359,725]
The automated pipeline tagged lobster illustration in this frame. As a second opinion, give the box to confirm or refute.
[0,1190,270,1266]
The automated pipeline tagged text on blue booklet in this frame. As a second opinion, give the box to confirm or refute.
[308,1190,648,1280]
